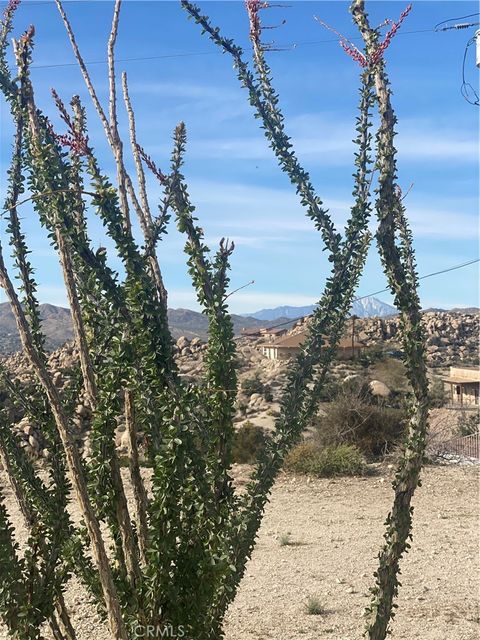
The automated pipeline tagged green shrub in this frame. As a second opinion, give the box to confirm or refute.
[278,533,292,546]
[316,376,341,402]
[263,387,274,402]
[314,388,406,457]
[236,400,248,416]
[369,356,408,395]
[240,373,273,403]
[240,373,264,396]
[358,344,386,367]
[284,442,365,477]
[232,421,267,463]
[305,596,324,615]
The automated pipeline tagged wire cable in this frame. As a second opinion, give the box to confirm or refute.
[434,12,480,32]
[15,29,436,71]
[461,36,479,106]
[243,258,480,330]
[27,51,216,70]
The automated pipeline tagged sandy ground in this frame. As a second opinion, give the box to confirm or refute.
[0,464,478,639]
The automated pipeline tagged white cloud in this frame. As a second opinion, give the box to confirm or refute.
[228,291,319,312]
[188,179,351,232]
[397,134,477,161]
[406,206,479,239]
[187,178,478,242]
[162,113,478,165]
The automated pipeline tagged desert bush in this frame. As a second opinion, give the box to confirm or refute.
[240,372,272,402]
[240,371,273,402]
[278,532,292,546]
[263,386,273,402]
[368,356,408,395]
[359,344,386,367]
[232,421,267,463]
[314,388,406,457]
[316,375,342,402]
[457,411,479,437]
[305,595,324,616]
[240,373,264,396]
[284,442,366,477]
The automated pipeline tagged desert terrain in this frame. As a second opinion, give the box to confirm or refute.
[0,463,478,640]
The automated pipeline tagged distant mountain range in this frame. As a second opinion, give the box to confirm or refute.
[245,296,398,321]
[1,299,477,356]
[0,302,281,355]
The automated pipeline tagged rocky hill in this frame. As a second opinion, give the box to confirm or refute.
[0,302,280,355]
[291,310,479,367]
[1,307,478,461]
[0,303,73,354]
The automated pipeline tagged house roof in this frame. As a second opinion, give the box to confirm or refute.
[260,326,287,335]
[263,331,365,350]
[444,365,480,383]
[270,333,306,349]
[241,327,263,335]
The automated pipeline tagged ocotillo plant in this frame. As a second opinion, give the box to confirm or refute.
[0,1,428,640]
[182,1,429,638]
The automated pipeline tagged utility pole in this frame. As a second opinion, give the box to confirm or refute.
[351,314,358,359]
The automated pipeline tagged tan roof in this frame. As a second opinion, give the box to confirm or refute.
[263,331,364,350]
[241,327,262,335]
[442,377,480,385]
[260,327,287,335]
[272,333,306,349]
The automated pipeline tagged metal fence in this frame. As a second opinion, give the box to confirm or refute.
[438,432,480,460]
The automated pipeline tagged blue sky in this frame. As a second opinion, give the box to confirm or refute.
[0,0,478,314]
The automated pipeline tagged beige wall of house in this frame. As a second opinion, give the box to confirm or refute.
[443,367,480,406]
[262,346,278,360]
[450,367,480,381]
[336,346,363,360]
[448,383,479,406]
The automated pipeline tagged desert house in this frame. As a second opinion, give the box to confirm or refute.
[260,326,288,340]
[261,330,365,361]
[240,327,263,338]
[442,366,480,407]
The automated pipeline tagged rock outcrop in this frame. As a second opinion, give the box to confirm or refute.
[287,311,479,367]
[1,310,477,461]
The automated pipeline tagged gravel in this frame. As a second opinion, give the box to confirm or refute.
[0,465,478,639]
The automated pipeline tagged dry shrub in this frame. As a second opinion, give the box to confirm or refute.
[314,388,406,457]
[284,442,365,477]
[232,421,267,463]
[369,356,408,394]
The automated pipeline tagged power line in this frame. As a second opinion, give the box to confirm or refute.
[434,12,480,32]
[461,36,479,106]
[244,258,480,331]
[27,51,216,70]
[19,28,437,71]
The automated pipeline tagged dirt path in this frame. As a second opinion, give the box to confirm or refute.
[0,465,478,639]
